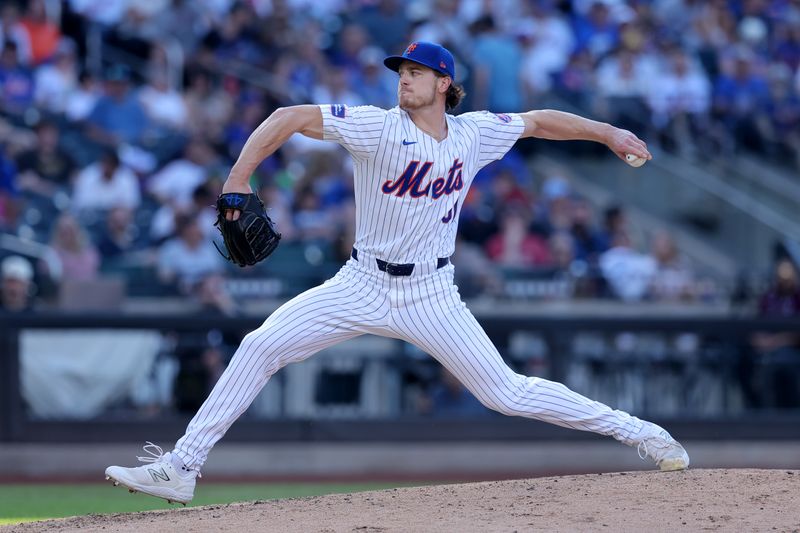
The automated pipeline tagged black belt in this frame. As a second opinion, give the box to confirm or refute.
[351,248,449,277]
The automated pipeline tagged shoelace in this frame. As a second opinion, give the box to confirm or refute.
[136,441,165,464]
[636,431,673,461]
[637,441,650,460]
[136,441,201,478]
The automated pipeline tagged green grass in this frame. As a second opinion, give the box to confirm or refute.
[0,482,413,526]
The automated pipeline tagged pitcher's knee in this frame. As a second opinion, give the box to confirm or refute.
[480,397,518,416]
[239,324,320,375]
[235,328,283,369]
[476,375,533,416]
[239,328,269,355]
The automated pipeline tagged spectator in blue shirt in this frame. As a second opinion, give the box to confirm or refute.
[471,15,524,112]
[0,145,19,231]
[0,146,16,195]
[713,52,770,151]
[572,1,619,58]
[85,65,149,148]
[353,46,397,110]
[198,2,262,66]
[352,0,410,56]
[0,41,34,116]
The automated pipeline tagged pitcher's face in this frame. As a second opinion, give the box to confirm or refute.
[397,62,439,110]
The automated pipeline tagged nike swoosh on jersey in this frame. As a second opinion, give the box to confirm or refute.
[402,139,417,145]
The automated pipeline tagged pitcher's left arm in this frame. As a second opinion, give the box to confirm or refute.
[520,109,651,163]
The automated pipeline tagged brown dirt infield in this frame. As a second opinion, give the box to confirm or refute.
[3,469,799,532]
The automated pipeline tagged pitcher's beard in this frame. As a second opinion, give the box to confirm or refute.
[398,89,436,110]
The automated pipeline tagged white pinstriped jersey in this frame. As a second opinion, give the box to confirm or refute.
[319,104,525,263]
[168,102,656,474]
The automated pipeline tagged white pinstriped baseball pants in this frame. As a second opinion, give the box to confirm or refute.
[173,255,644,470]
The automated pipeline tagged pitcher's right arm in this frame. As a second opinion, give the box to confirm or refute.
[224,105,323,193]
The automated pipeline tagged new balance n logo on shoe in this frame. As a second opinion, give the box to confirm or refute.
[148,467,170,482]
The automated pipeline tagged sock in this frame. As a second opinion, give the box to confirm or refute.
[168,453,196,477]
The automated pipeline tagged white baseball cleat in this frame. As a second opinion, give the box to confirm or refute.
[105,442,199,505]
[633,423,690,471]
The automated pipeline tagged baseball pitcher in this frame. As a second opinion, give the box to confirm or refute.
[106,42,688,505]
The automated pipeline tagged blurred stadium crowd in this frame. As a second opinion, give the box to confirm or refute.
[0,0,799,313]
[1,0,799,417]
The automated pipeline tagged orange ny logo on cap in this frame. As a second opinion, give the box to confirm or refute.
[440,61,447,69]
[405,43,418,54]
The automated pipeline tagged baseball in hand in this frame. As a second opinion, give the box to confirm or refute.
[625,153,647,167]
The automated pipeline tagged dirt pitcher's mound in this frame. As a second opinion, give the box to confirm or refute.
[6,469,800,533]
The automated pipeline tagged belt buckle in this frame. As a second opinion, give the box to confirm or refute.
[386,263,407,276]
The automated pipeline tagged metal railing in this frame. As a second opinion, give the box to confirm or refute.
[2,311,799,443]
[0,233,62,279]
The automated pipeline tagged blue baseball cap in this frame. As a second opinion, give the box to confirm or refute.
[384,41,455,79]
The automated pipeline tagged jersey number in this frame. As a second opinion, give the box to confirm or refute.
[441,200,459,224]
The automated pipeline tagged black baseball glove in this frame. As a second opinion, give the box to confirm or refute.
[214,192,281,267]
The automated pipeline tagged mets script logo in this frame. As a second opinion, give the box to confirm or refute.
[405,43,418,55]
[330,104,346,118]
[382,159,464,200]
[148,467,170,482]
[494,113,511,123]
[224,194,245,207]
